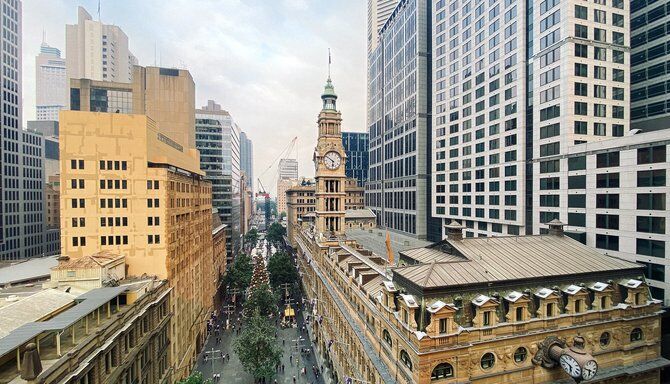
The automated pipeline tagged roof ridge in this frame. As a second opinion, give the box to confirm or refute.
[423,260,437,287]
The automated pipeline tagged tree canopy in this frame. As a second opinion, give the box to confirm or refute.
[266,223,286,246]
[225,253,253,293]
[267,251,299,294]
[244,228,259,250]
[177,371,211,384]
[234,310,283,379]
[243,282,277,318]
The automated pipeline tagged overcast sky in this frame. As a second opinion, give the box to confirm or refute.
[22,0,367,194]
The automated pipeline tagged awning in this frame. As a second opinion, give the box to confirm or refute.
[284,307,295,317]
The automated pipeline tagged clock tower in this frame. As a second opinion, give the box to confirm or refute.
[313,76,347,237]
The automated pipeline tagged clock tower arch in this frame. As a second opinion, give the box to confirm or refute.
[314,76,347,237]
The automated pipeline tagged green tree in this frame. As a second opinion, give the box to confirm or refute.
[244,282,277,318]
[267,251,299,293]
[266,222,286,246]
[244,228,259,250]
[177,371,212,384]
[234,310,283,380]
[226,253,253,293]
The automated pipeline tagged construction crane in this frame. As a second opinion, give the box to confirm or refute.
[257,136,298,196]
[256,178,271,231]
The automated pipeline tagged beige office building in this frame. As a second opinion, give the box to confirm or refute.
[66,6,137,84]
[277,178,299,215]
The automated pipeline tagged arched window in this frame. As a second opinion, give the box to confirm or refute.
[480,352,495,370]
[400,350,413,371]
[383,329,392,347]
[631,327,643,342]
[431,363,454,380]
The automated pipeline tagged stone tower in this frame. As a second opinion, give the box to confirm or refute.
[313,77,347,237]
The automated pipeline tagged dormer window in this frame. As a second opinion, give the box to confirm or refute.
[483,311,491,326]
[403,308,409,324]
[575,299,582,313]
[516,307,523,321]
[472,295,499,327]
[439,318,448,333]
[547,302,554,317]
[635,292,642,305]
[600,296,607,309]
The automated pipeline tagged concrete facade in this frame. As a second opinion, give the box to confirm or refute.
[65,6,136,84]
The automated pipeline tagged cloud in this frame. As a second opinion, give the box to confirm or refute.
[22,0,366,195]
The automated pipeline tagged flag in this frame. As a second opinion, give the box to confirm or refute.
[385,230,394,265]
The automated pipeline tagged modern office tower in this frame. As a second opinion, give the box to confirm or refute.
[70,66,196,150]
[277,178,299,215]
[342,131,369,187]
[28,120,59,179]
[367,0,400,53]
[367,0,439,240]
[240,130,254,191]
[278,158,299,180]
[1,0,51,261]
[196,100,241,260]
[66,6,137,83]
[533,131,670,304]
[60,111,213,380]
[630,0,670,131]
[35,40,67,121]
[431,0,630,238]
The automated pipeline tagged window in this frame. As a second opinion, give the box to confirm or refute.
[575,24,588,38]
[568,156,586,170]
[597,152,620,168]
[594,28,606,42]
[575,82,587,96]
[637,170,665,187]
[637,216,665,234]
[575,5,588,20]
[637,239,665,258]
[546,302,554,316]
[575,102,587,115]
[640,261,665,281]
[630,328,643,342]
[569,194,586,208]
[596,234,619,251]
[483,311,491,326]
[597,194,619,209]
[594,85,606,98]
[400,350,413,371]
[383,329,392,346]
[575,43,588,58]
[637,193,666,210]
[575,63,588,77]
[600,332,611,347]
[439,318,448,334]
[575,299,582,313]
[594,9,606,23]
[514,347,527,363]
[516,307,523,321]
[596,173,620,188]
[481,353,495,369]
[568,175,586,189]
[613,50,624,64]
[431,363,454,380]
[574,121,587,135]
[594,104,606,117]
[596,214,619,230]
[638,146,666,164]
[613,69,624,82]
[540,123,560,139]
[594,66,606,80]
[569,213,586,227]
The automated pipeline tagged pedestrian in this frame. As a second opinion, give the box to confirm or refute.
[292,376,296,383]
[282,339,285,346]
[281,364,285,372]
[290,355,293,363]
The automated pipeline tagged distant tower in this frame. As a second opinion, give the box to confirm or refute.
[313,76,347,237]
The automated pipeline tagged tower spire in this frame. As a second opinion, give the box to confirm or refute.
[328,48,331,80]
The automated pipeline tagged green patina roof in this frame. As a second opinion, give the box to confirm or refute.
[321,77,337,99]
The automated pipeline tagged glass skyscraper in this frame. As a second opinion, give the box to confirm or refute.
[342,131,369,187]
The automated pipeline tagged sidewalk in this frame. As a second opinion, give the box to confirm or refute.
[193,308,325,384]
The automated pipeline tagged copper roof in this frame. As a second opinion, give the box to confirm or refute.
[53,251,124,270]
[393,235,641,289]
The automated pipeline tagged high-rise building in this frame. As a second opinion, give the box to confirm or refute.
[630,0,670,131]
[60,65,215,379]
[367,0,440,241]
[66,6,137,84]
[196,100,241,260]
[0,0,53,260]
[35,40,67,121]
[277,178,299,215]
[27,120,59,179]
[60,111,213,381]
[431,0,631,238]
[341,131,369,187]
[278,158,298,180]
[240,130,254,191]
[367,0,399,53]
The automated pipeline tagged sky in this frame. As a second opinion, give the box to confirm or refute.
[22,0,367,195]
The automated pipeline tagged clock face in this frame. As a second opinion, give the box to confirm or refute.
[560,354,582,378]
[324,151,342,170]
[582,360,598,380]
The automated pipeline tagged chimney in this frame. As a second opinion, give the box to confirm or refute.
[20,343,42,380]
[445,220,465,241]
[547,219,565,236]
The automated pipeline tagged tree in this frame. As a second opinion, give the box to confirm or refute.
[177,371,212,384]
[244,282,277,318]
[234,310,283,380]
[226,253,253,293]
[244,228,259,250]
[267,251,299,293]
[266,223,286,246]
